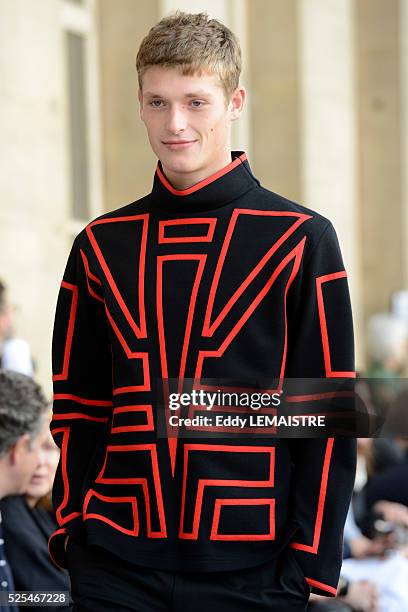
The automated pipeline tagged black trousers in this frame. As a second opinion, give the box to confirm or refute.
[66,538,310,612]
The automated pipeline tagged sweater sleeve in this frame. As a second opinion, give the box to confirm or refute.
[284,221,357,597]
[48,231,113,569]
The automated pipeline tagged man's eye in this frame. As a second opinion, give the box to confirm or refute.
[148,100,205,108]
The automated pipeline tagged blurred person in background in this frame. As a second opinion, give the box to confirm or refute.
[365,312,408,416]
[0,279,34,376]
[366,312,408,378]
[0,410,71,611]
[339,498,408,611]
[336,436,408,611]
[0,370,49,611]
[308,577,379,612]
[353,387,408,539]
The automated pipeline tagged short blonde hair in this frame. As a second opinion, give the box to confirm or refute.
[136,10,242,105]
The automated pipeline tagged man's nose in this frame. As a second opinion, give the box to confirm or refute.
[34,447,46,468]
[165,106,187,133]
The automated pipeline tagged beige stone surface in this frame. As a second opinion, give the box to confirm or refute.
[248,0,301,203]
[0,0,71,395]
[1,0,406,387]
[356,0,403,321]
[98,0,159,211]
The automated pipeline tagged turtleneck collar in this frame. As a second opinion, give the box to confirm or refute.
[149,150,260,213]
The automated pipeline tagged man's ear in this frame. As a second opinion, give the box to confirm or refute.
[229,86,246,122]
[8,434,30,465]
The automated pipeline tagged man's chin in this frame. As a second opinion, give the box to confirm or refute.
[161,154,201,175]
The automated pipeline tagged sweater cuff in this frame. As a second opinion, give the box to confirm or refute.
[48,517,82,569]
[305,577,338,597]
[48,528,69,570]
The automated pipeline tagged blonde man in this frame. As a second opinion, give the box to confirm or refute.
[49,11,356,611]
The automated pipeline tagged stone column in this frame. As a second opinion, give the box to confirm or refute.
[247,0,301,202]
[98,0,159,211]
[400,0,408,289]
[0,0,70,393]
[355,0,403,323]
[297,0,363,369]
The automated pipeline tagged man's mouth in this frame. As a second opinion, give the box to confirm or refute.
[162,140,197,149]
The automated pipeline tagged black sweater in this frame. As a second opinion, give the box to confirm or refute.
[49,150,356,597]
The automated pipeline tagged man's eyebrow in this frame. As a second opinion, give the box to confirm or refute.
[144,90,213,98]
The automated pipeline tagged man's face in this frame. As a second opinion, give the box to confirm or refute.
[9,432,42,495]
[25,419,59,500]
[138,66,244,181]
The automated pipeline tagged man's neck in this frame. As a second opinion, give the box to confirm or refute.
[0,462,11,499]
[25,494,37,508]
[160,148,232,191]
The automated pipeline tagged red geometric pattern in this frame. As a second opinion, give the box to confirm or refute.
[158,218,217,243]
[83,489,140,536]
[110,404,154,433]
[211,498,275,541]
[289,438,334,554]
[50,427,82,527]
[316,271,355,379]
[94,444,167,537]
[52,282,78,382]
[179,444,275,540]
